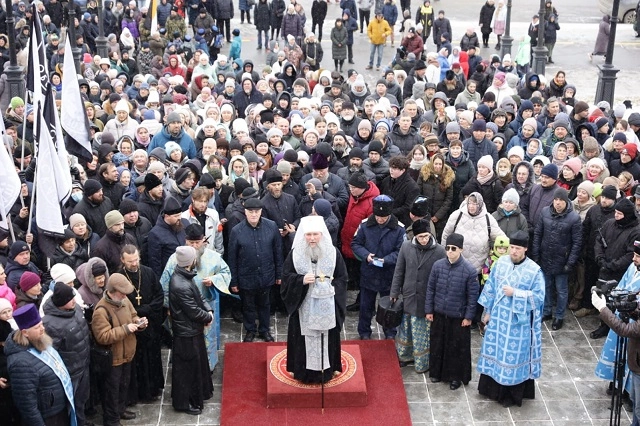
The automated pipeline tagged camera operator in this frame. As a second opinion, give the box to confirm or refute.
[594,240,640,411]
[591,197,640,339]
[592,286,640,426]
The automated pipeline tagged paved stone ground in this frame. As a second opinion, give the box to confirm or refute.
[86,9,640,424]
[88,289,629,425]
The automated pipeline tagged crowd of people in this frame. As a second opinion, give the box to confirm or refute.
[1,0,640,424]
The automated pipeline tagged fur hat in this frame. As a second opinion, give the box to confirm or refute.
[373,195,394,216]
[445,233,464,248]
[509,230,529,248]
[412,218,430,236]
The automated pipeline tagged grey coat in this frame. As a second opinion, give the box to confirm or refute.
[594,15,610,55]
[390,237,446,317]
[331,24,348,60]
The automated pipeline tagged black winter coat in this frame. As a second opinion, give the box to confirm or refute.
[390,124,422,155]
[169,266,212,338]
[71,197,115,238]
[255,1,271,30]
[93,230,138,273]
[478,2,495,35]
[42,299,91,378]
[425,256,479,319]
[137,191,164,225]
[51,244,89,271]
[228,217,283,290]
[582,203,616,260]
[594,216,640,281]
[445,151,476,212]
[147,216,188,278]
[532,203,582,274]
[462,174,504,214]
[124,217,154,264]
[521,183,557,234]
[379,171,420,227]
[271,0,286,28]
[311,0,328,22]
[5,332,68,424]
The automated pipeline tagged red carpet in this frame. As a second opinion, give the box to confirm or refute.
[220,340,412,426]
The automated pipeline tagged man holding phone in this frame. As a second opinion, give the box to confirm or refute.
[351,195,406,340]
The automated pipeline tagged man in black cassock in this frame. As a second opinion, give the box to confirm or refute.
[281,216,348,384]
[119,244,165,403]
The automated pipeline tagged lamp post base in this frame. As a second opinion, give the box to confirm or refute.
[96,36,108,60]
[501,35,513,59]
[532,45,548,76]
[5,64,24,100]
[594,64,619,106]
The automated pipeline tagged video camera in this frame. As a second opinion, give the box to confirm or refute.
[592,279,640,321]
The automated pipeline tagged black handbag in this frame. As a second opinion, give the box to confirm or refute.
[376,296,403,329]
[90,306,113,375]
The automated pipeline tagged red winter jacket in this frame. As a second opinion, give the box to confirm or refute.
[340,181,380,259]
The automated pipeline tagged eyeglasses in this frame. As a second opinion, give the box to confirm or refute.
[445,246,458,252]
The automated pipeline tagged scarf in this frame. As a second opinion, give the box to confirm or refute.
[477,170,494,185]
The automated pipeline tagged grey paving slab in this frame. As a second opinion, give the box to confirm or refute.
[100,288,626,425]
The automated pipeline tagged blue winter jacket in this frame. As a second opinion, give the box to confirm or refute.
[425,256,479,320]
[147,125,197,159]
[351,215,405,292]
[381,1,398,25]
[228,217,283,290]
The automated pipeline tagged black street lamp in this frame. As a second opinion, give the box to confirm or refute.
[4,0,25,99]
[66,0,82,73]
[501,0,513,58]
[595,0,621,106]
[531,0,548,75]
[95,0,108,58]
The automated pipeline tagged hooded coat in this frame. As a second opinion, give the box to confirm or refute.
[440,192,505,272]
[77,258,109,307]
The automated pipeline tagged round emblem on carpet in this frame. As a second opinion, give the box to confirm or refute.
[269,349,357,389]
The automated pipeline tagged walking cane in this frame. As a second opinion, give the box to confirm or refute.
[321,331,325,414]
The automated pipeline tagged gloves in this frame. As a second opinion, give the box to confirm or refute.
[591,291,607,312]
[17,170,26,185]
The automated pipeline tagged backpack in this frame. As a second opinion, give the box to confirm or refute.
[452,211,493,248]
[212,34,224,48]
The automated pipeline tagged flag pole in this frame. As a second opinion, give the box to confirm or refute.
[3,214,16,243]
[26,160,37,236]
